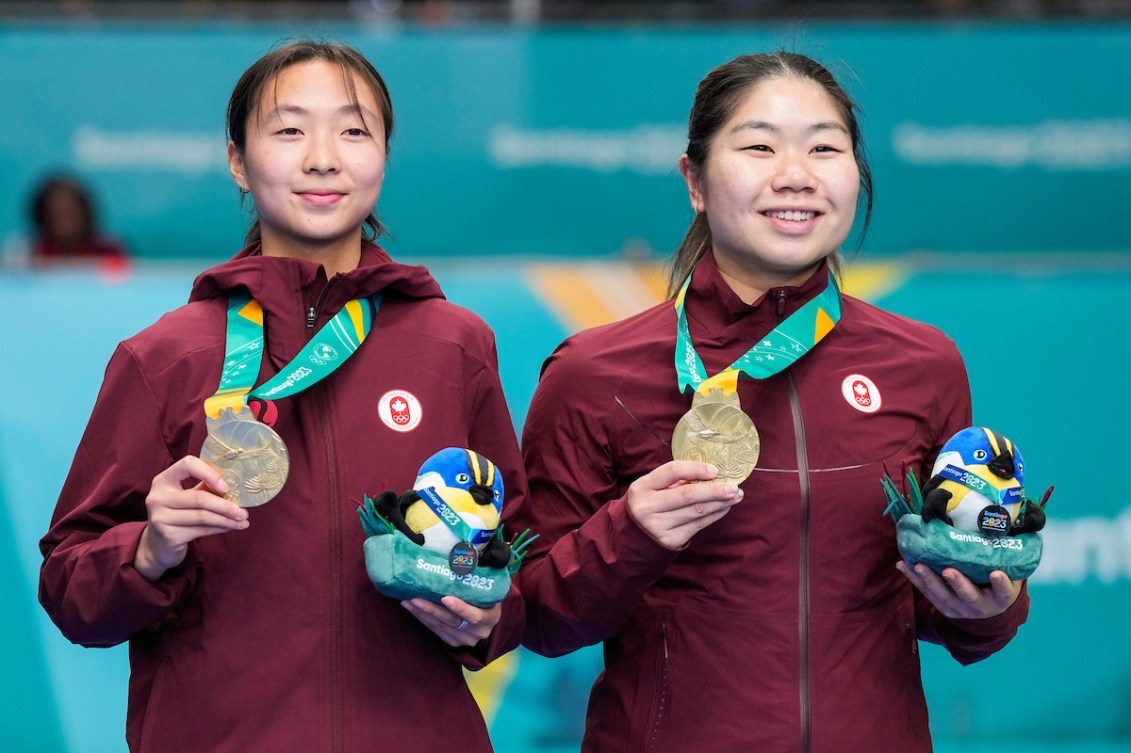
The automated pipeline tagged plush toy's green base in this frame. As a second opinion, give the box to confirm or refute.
[363,531,511,607]
[896,514,1043,584]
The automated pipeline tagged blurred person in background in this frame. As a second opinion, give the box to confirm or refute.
[19,173,130,267]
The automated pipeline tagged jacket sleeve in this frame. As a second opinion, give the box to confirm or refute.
[38,342,201,648]
[910,335,1031,663]
[511,338,680,658]
[448,332,529,669]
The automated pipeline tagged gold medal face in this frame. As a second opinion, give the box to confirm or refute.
[201,407,290,507]
[672,388,760,484]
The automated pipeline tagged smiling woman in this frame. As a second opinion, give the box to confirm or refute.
[678,76,861,303]
[38,40,529,753]
[226,47,393,276]
[512,51,1033,753]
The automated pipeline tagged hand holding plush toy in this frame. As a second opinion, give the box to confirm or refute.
[358,448,535,606]
[883,427,1052,584]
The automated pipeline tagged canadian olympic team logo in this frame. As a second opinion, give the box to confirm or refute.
[841,374,881,414]
[378,389,423,432]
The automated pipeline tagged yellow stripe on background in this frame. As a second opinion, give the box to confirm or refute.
[839,262,906,301]
[634,263,670,301]
[525,261,669,332]
[528,259,907,334]
[465,652,520,724]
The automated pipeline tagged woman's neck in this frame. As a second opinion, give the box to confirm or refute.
[260,235,363,278]
[712,252,823,305]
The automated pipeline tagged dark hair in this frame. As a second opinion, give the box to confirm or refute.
[668,52,874,297]
[226,40,394,246]
[31,175,95,239]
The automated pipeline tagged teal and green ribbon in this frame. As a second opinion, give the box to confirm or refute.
[674,267,842,395]
[936,464,1024,508]
[204,292,380,417]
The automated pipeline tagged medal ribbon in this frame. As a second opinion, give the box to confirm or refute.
[204,292,381,417]
[937,464,1024,507]
[416,487,494,547]
[674,267,842,395]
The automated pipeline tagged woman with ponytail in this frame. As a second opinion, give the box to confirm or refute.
[513,51,1030,753]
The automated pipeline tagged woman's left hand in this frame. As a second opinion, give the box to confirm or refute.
[896,561,1022,620]
[401,595,501,647]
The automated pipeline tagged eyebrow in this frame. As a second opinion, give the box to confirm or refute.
[264,103,379,123]
[730,120,850,136]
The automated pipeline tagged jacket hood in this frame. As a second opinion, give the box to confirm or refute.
[188,243,445,307]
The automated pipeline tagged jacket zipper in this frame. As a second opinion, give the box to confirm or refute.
[320,384,344,753]
[306,274,341,329]
[780,288,813,753]
[644,622,671,752]
[306,277,345,753]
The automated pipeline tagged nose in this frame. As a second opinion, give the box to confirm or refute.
[770,151,816,192]
[304,132,340,174]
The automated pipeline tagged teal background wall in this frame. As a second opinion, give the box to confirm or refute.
[1,23,1130,262]
[2,19,1130,753]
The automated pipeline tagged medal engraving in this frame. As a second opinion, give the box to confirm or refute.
[672,388,760,484]
[201,407,290,507]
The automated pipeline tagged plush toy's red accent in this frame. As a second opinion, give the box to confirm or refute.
[248,398,278,427]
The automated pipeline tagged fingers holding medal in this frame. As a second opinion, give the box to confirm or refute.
[640,378,756,548]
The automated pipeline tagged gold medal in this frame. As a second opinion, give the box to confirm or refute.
[200,407,290,507]
[672,386,760,484]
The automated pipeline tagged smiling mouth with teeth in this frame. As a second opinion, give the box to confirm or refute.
[765,210,817,221]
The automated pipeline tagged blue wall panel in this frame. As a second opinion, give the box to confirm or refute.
[1,23,1129,263]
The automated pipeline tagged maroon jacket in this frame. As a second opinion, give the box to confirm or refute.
[39,245,527,753]
[515,254,1029,753]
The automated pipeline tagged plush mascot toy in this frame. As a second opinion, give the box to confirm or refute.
[400,447,509,565]
[921,427,1046,536]
[358,448,535,606]
[883,427,1052,584]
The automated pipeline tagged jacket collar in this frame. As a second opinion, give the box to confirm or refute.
[685,251,832,334]
[188,243,445,313]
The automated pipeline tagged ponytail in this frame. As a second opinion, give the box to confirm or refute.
[667,213,712,298]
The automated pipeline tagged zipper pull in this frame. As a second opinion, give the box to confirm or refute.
[306,306,317,329]
[776,288,787,319]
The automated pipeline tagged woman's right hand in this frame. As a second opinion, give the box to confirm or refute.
[133,456,250,581]
[625,461,743,550]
